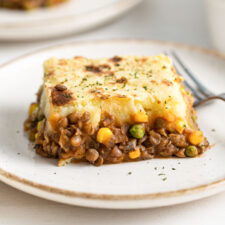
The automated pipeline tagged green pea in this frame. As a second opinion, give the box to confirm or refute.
[129,124,145,139]
[185,145,198,157]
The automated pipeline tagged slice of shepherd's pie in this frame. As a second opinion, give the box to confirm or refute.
[24,55,209,166]
[0,0,67,10]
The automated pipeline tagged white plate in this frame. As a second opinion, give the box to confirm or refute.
[0,40,225,209]
[0,0,142,41]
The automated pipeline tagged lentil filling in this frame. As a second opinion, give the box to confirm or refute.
[24,102,209,167]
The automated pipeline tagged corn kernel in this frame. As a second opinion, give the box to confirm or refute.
[48,113,60,130]
[164,113,175,122]
[166,122,175,132]
[129,148,141,159]
[97,128,113,144]
[132,112,148,123]
[58,158,74,167]
[175,119,186,134]
[37,120,43,131]
[29,103,38,116]
[188,131,203,145]
[35,133,38,139]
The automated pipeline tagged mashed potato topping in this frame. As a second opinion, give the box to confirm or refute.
[41,55,191,129]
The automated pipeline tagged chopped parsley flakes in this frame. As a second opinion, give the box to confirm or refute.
[143,86,148,91]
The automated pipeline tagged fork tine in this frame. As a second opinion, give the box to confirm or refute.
[170,59,204,100]
[171,51,214,97]
[183,80,203,101]
[164,51,203,100]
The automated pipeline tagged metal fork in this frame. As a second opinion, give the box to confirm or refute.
[168,51,225,107]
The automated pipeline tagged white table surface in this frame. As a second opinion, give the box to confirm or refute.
[1,0,224,224]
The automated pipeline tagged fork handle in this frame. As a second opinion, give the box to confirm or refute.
[194,95,225,107]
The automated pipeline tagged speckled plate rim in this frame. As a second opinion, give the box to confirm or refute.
[0,39,225,208]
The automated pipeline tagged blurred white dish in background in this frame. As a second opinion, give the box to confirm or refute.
[0,0,142,41]
[206,0,225,53]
